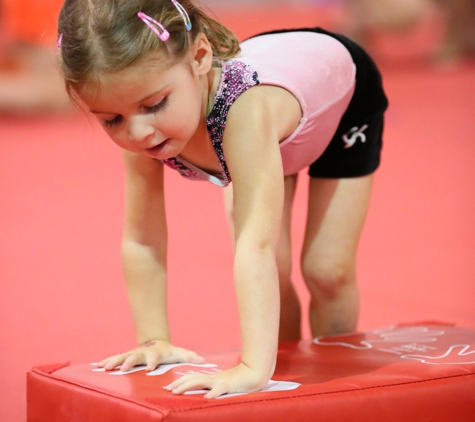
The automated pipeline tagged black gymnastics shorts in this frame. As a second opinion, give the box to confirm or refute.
[249,27,389,178]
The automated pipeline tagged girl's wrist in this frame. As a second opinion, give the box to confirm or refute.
[237,362,272,389]
[137,334,171,346]
[239,357,276,382]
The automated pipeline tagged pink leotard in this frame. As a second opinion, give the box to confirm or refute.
[163,31,356,187]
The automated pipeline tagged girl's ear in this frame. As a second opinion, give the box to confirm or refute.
[191,33,214,76]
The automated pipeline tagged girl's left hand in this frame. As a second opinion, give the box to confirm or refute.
[164,362,268,399]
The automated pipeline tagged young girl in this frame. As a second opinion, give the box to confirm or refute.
[57,0,388,398]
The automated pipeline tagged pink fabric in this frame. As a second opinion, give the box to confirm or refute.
[237,31,356,175]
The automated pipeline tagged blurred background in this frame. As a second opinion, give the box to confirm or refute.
[1,0,474,420]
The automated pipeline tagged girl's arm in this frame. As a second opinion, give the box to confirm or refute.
[225,91,285,384]
[98,151,204,371]
[122,151,169,345]
[167,86,296,397]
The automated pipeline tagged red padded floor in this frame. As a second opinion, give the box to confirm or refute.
[2,3,475,422]
[27,323,475,422]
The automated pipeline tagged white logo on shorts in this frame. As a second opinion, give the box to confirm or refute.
[342,124,369,149]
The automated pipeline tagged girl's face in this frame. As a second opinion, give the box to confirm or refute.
[79,43,211,160]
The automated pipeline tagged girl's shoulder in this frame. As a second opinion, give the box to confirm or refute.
[216,29,354,105]
[210,60,260,112]
[232,30,356,115]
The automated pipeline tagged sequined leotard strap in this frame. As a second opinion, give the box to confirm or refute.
[162,60,260,187]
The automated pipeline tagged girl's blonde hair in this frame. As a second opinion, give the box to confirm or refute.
[58,0,240,96]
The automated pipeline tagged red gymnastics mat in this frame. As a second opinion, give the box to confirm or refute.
[27,323,475,422]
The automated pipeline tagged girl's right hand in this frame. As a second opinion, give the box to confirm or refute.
[97,340,205,372]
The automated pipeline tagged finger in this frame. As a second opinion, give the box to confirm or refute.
[103,355,128,371]
[97,358,112,368]
[170,377,211,395]
[145,354,162,372]
[97,355,120,368]
[166,374,207,391]
[165,375,191,391]
[120,353,144,372]
[186,352,206,364]
[204,382,230,399]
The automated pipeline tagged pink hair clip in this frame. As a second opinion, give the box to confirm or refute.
[137,11,170,42]
[57,33,63,51]
[137,1,191,40]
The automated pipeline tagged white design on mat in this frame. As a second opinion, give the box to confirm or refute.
[370,326,446,343]
[314,326,446,350]
[342,124,369,148]
[181,380,301,399]
[401,344,475,365]
[313,338,372,350]
[92,363,302,397]
[92,363,218,375]
[148,363,218,376]
[313,327,445,351]
[92,365,144,374]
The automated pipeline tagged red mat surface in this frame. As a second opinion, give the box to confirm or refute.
[1,3,475,422]
[27,323,475,421]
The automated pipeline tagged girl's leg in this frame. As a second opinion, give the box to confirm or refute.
[223,174,301,342]
[301,174,374,337]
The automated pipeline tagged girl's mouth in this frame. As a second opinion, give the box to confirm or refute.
[144,139,171,158]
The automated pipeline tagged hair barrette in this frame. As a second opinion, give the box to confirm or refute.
[57,33,63,51]
[137,1,191,40]
[171,0,192,31]
[137,11,170,41]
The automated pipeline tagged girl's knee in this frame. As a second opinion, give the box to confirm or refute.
[301,257,356,299]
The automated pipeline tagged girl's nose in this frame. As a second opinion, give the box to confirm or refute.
[128,117,155,145]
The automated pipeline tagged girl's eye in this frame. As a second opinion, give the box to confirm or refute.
[145,97,168,114]
[101,98,167,129]
[104,115,123,128]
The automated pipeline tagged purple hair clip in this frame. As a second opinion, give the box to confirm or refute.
[57,33,63,51]
[171,0,192,31]
[137,11,170,42]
